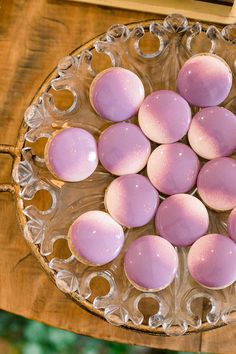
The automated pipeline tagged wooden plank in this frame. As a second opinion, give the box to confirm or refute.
[69,0,236,24]
[0,154,13,183]
[0,0,235,352]
[201,325,236,353]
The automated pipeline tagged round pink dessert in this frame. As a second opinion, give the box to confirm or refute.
[188,234,236,289]
[124,235,178,291]
[155,194,209,247]
[227,207,236,242]
[197,157,236,211]
[147,143,200,195]
[89,67,145,122]
[188,107,236,160]
[177,54,232,107]
[68,211,124,266]
[98,122,151,175]
[45,127,98,182]
[138,90,191,143]
[105,174,159,228]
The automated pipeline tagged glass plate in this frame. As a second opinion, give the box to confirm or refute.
[13,14,236,336]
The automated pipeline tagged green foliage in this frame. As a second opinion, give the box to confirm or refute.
[0,310,202,354]
[0,310,143,354]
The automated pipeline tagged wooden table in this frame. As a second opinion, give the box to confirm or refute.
[1,1,236,352]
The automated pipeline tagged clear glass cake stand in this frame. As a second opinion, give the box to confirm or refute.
[12,14,236,336]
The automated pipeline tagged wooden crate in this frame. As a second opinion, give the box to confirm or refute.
[69,0,236,24]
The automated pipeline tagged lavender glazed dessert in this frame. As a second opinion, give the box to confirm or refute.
[44,127,98,182]
[188,234,236,289]
[155,194,209,247]
[105,174,159,228]
[197,157,236,211]
[188,107,236,160]
[147,143,200,195]
[90,67,145,122]
[138,90,191,144]
[98,122,151,175]
[124,235,178,291]
[68,210,124,266]
[177,54,232,107]
[227,207,236,242]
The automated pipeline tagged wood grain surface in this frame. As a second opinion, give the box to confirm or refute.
[0,0,236,352]
[70,0,236,24]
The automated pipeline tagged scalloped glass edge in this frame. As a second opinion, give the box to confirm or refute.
[12,14,236,336]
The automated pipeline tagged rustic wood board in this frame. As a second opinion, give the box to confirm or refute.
[1,0,236,352]
[69,0,236,24]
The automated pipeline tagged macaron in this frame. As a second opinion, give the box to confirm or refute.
[68,210,124,266]
[147,143,200,195]
[155,194,209,247]
[124,235,178,291]
[188,234,236,289]
[227,207,236,242]
[98,122,151,175]
[138,90,191,143]
[197,157,236,211]
[177,54,232,107]
[44,127,98,182]
[188,106,236,159]
[89,67,145,122]
[105,174,159,228]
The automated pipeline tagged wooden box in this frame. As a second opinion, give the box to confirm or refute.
[70,0,236,24]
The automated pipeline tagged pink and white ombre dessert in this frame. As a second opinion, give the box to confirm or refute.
[68,211,124,266]
[188,234,236,289]
[98,122,151,175]
[228,207,236,242]
[147,143,200,195]
[188,107,236,160]
[138,90,191,143]
[177,54,232,107]
[90,67,145,122]
[124,235,178,291]
[155,194,209,247]
[197,157,236,211]
[105,174,159,228]
[45,127,98,182]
